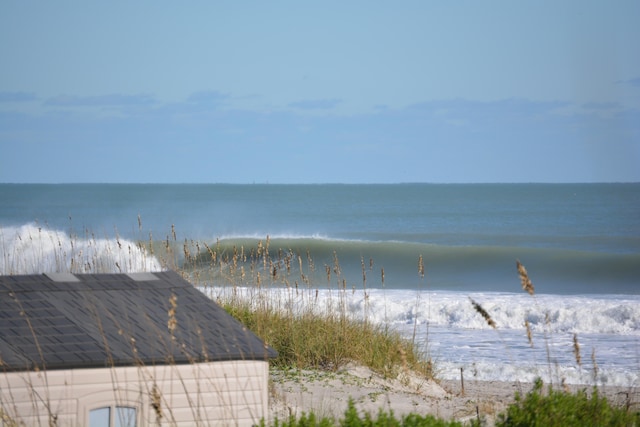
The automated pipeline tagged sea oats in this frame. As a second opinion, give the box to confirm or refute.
[183,240,190,260]
[151,384,163,422]
[333,251,341,276]
[573,333,582,367]
[168,293,178,334]
[517,260,535,295]
[524,319,534,347]
[470,298,496,329]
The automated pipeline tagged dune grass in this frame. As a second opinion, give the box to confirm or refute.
[223,298,432,378]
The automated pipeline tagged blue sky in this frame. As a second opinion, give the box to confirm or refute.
[1,2,639,183]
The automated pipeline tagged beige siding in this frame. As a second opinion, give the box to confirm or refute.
[0,360,269,427]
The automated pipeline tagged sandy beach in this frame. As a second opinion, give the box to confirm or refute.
[268,364,639,426]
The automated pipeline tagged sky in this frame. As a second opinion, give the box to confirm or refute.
[1,1,639,184]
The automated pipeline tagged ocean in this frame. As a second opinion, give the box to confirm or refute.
[1,183,639,386]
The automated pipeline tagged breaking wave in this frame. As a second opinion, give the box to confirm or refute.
[200,235,640,295]
[0,224,163,275]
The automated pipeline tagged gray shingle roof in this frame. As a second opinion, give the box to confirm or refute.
[0,271,277,372]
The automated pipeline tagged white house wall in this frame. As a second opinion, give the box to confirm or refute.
[0,360,269,427]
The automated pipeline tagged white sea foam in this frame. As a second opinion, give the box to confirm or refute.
[206,286,640,335]
[435,359,639,386]
[0,224,162,274]
[203,285,640,386]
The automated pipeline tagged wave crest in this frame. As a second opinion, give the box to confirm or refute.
[0,224,163,275]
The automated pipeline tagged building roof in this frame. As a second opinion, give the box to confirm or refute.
[0,271,277,372]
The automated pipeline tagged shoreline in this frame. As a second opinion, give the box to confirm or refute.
[268,364,639,426]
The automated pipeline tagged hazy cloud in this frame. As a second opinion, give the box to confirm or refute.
[0,91,37,102]
[45,94,157,107]
[406,99,569,121]
[289,98,342,110]
[186,90,229,105]
[582,101,621,109]
[616,77,640,88]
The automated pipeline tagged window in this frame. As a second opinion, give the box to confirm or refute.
[89,406,137,427]
[79,388,143,427]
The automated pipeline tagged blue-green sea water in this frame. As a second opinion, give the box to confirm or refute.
[1,183,639,385]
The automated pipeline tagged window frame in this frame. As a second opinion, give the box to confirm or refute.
[79,388,145,427]
[89,405,138,427]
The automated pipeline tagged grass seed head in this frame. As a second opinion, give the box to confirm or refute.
[517,260,535,295]
[151,384,163,421]
[573,333,582,367]
[470,298,496,329]
[168,293,178,334]
[524,319,534,347]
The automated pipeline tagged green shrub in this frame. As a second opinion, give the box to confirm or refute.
[261,399,463,427]
[496,378,640,427]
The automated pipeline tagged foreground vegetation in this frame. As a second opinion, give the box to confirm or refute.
[257,387,640,427]
[496,379,639,427]
[262,399,465,427]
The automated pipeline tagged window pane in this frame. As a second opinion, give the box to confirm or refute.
[89,407,110,427]
[115,406,137,427]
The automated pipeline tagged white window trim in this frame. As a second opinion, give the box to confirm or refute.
[78,388,146,427]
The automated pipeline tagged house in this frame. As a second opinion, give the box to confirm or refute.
[0,271,277,427]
